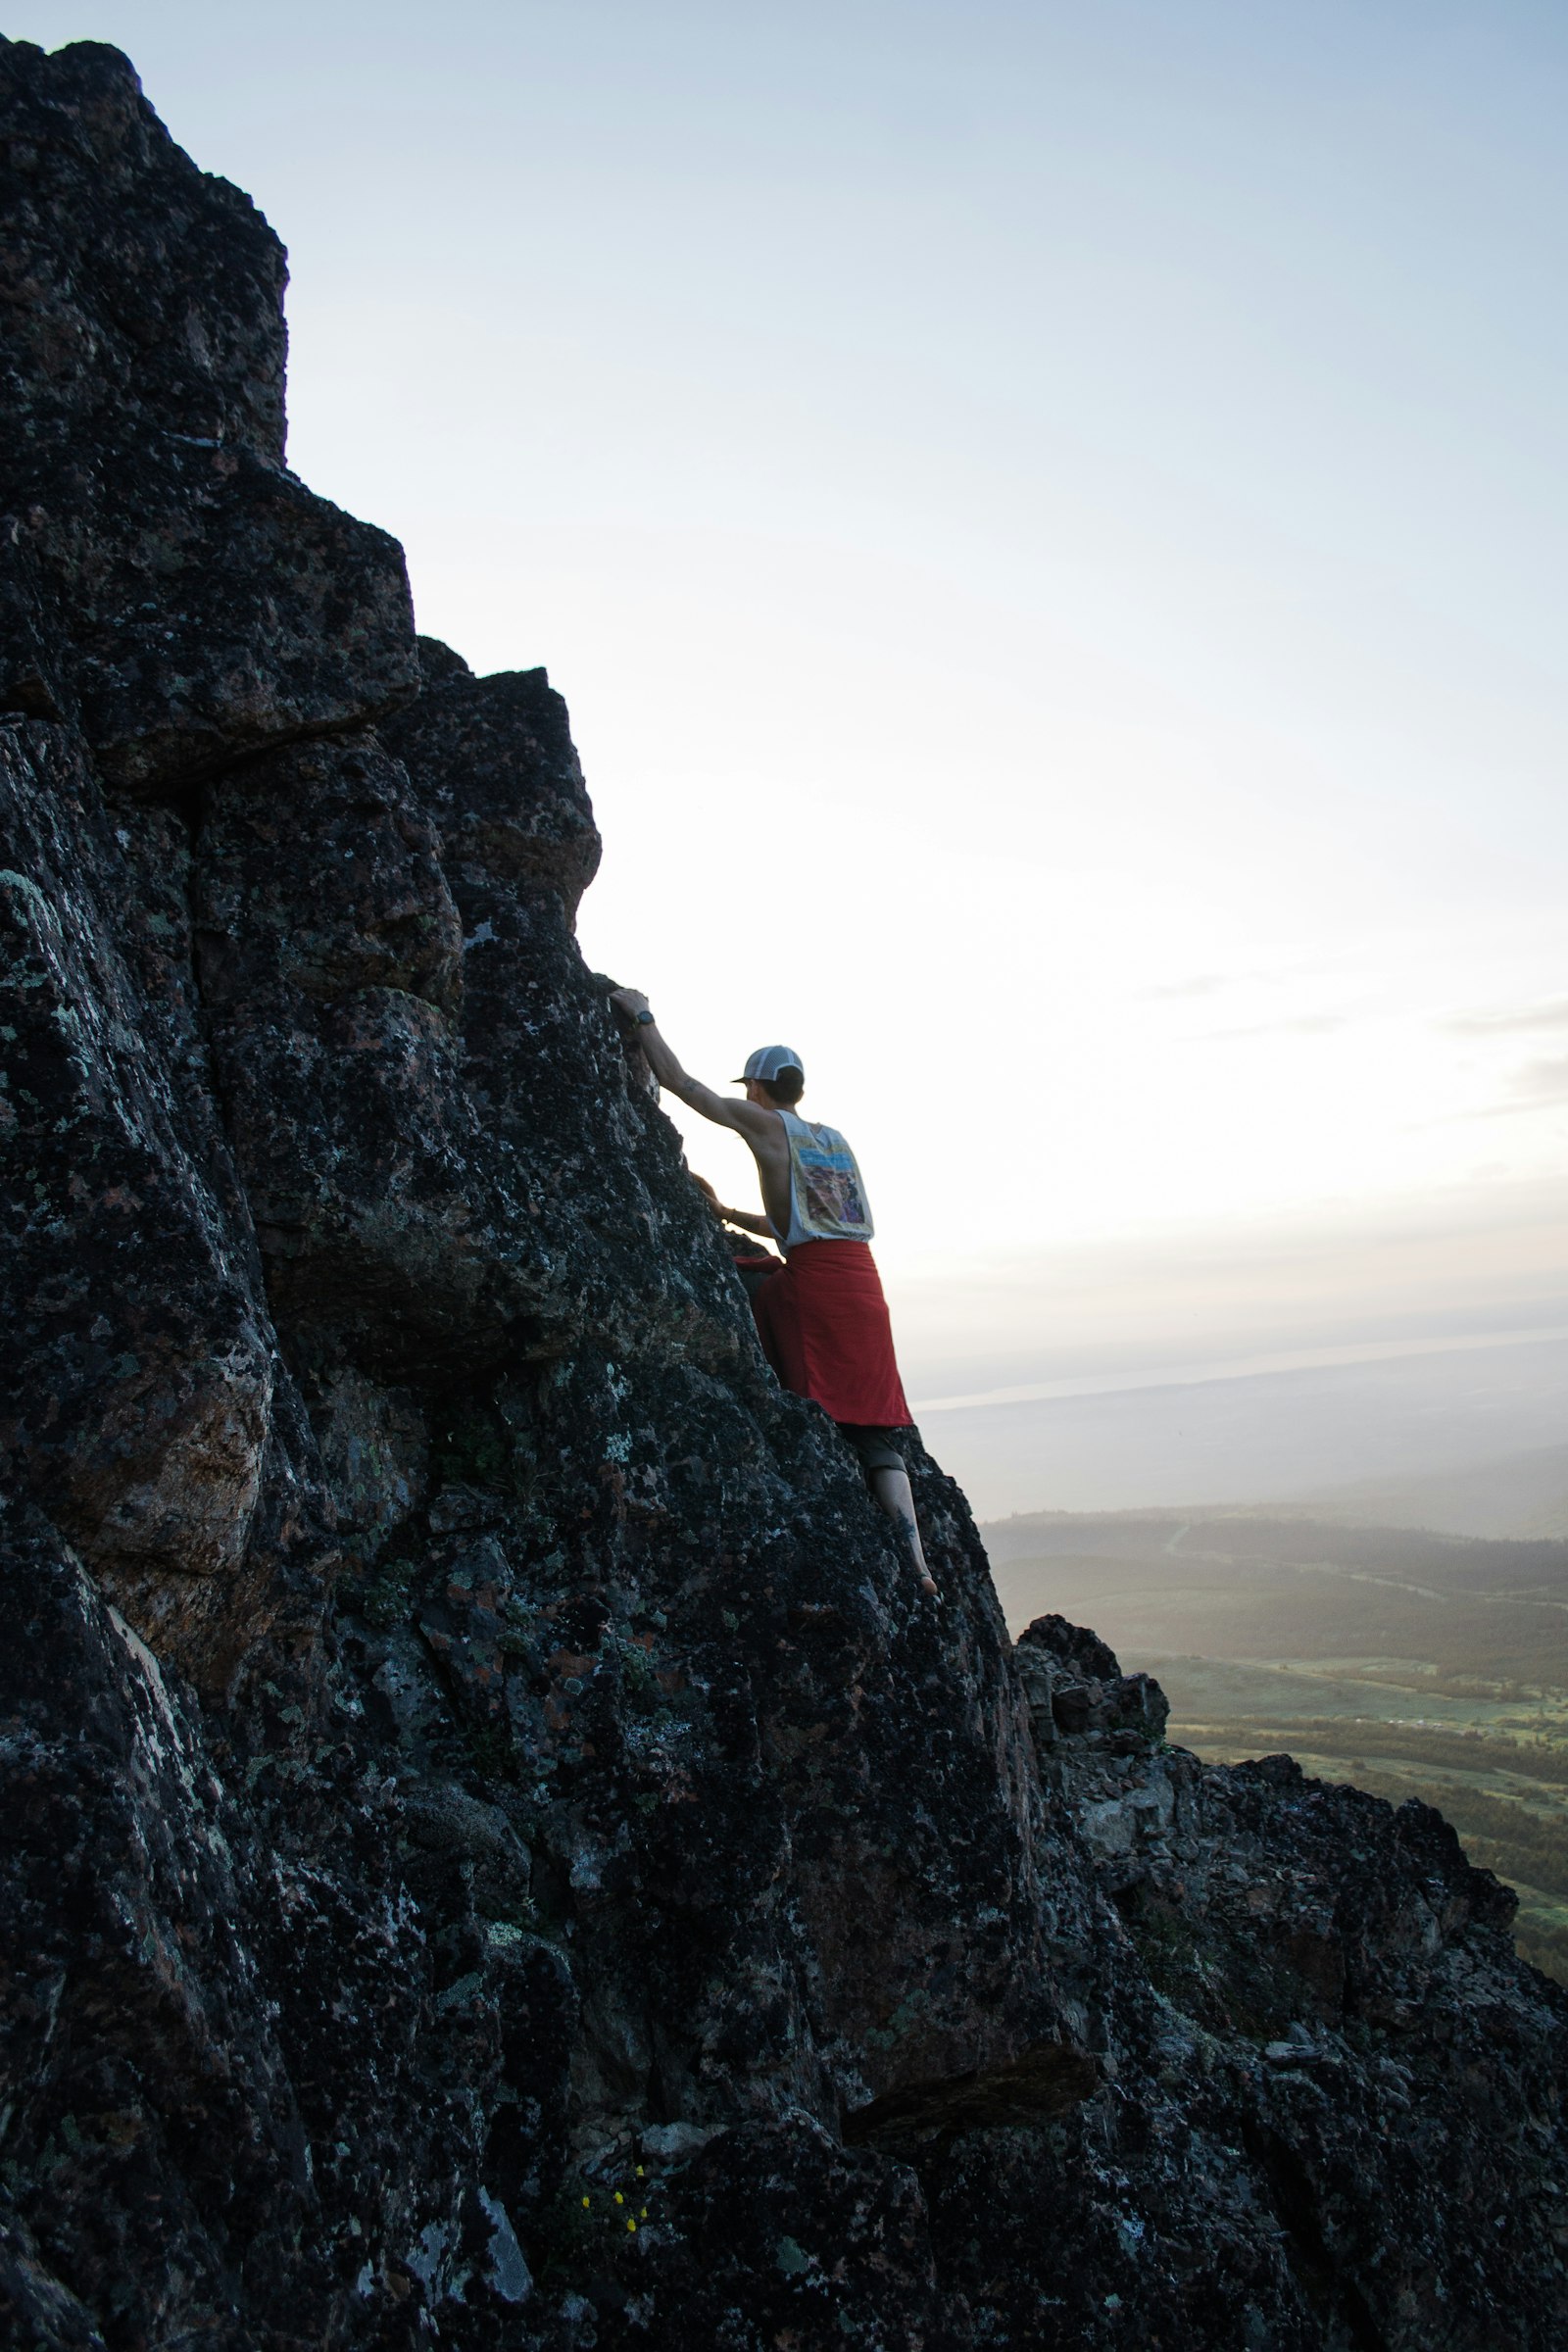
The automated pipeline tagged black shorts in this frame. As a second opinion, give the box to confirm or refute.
[838,1423,907,1478]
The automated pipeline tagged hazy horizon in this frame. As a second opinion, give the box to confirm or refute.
[940,1325,1568,1524]
[19,0,1567,1501]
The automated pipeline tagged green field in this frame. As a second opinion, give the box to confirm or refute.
[982,1509,1568,1984]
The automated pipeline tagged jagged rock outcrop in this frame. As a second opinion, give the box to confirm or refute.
[2,36,1566,2351]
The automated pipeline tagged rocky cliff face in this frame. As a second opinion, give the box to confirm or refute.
[2,39,1566,2352]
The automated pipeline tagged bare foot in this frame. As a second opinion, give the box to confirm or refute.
[920,1574,939,1597]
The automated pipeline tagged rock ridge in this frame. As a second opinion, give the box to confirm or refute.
[2,36,1566,2351]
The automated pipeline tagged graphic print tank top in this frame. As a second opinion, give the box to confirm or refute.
[773,1110,875,1248]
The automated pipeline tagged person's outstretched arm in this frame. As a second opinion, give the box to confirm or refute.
[609,989,778,1148]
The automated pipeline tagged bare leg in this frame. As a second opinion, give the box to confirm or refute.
[869,1465,939,1595]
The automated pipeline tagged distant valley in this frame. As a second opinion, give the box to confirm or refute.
[982,1503,1568,1984]
[1287,1440,1568,1541]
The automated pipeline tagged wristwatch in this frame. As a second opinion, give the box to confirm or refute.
[633,1008,656,1027]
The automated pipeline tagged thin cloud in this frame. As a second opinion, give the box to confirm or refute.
[1466,1054,1568,1119]
[1446,997,1568,1037]
[1146,972,1230,1000]
[1516,1054,1568,1102]
[1189,1012,1348,1042]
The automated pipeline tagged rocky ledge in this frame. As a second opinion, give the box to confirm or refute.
[2,37,1566,2352]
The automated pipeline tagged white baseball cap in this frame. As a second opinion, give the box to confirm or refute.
[735,1045,805,1084]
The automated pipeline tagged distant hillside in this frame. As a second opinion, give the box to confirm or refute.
[1287,1441,1568,1540]
[922,1331,1568,1520]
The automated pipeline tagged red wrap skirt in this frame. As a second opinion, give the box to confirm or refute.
[750,1240,910,1427]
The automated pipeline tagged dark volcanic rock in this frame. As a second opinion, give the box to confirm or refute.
[3,33,1568,2352]
[0,37,416,792]
[0,712,293,1674]
[389,639,602,914]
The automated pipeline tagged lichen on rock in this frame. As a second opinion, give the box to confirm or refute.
[3,32,1567,2351]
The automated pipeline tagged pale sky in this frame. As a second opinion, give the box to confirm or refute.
[20,1,1568,1501]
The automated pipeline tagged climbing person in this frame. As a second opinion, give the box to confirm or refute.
[609,991,937,1596]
